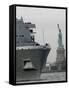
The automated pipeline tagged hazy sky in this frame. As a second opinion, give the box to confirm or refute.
[16,6,66,64]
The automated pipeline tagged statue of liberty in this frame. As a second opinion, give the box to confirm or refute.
[57,24,63,48]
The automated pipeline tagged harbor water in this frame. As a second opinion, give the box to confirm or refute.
[40,72,66,81]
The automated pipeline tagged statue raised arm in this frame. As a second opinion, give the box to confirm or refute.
[57,24,63,48]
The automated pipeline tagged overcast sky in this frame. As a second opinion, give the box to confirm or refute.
[16,6,66,64]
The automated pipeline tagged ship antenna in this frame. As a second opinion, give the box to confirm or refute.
[43,29,44,45]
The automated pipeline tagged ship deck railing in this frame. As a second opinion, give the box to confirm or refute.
[16,45,50,50]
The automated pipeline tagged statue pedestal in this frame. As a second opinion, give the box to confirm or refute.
[56,47,66,71]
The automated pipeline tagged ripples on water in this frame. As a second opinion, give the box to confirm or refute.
[40,72,66,81]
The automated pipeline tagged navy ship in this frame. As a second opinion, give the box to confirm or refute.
[16,17,51,83]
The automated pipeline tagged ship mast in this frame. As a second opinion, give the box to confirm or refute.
[43,29,45,45]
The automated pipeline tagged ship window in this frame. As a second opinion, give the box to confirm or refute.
[16,41,19,43]
[16,35,18,37]
[22,35,24,37]
[30,29,33,33]
[19,35,24,37]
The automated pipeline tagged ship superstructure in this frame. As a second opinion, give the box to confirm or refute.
[16,17,38,46]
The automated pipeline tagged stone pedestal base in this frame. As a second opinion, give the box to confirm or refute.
[56,47,66,71]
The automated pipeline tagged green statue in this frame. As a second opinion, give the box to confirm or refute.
[57,24,63,48]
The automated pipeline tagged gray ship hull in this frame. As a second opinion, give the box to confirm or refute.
[16,46,50,82]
